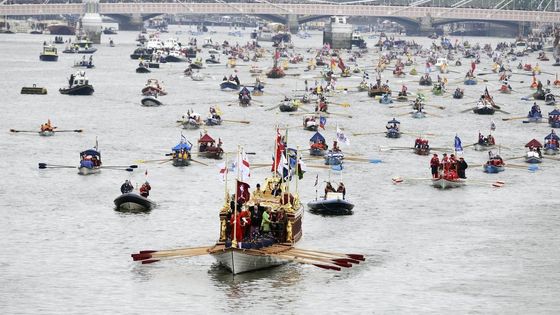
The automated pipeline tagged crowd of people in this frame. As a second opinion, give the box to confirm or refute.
[40,119,54,132]
[430,153,468,180]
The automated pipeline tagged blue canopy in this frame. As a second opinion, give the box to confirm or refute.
[80,149,100,157]
[545,133,559,140]
[387,118,400,124]
[172,141,192,151]
[309,132,325,143]
[549,109,560,116]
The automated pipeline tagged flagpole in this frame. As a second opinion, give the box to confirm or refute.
[273,126,278,178]
[233,145,240,248]
[285,128,290,195]
[224,153,228,201]
[295,145,299,196]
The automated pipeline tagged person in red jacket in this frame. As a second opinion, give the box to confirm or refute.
[430,154,440,178]
[139,181,151,198]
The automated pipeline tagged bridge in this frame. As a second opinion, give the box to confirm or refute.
[1,1,559,34]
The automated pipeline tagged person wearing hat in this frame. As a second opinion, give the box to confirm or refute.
[441,153,450,175]
[430,153,440,179]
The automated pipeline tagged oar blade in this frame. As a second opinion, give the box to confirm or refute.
[141,259,160,264]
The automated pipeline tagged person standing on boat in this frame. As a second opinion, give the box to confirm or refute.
[430,154,440,179]
[68,73,74,88]
[120,180,134,194]
[457,157,468,179]
[260,208,271,236]
[336,183,346,200]
[140,181,151,198]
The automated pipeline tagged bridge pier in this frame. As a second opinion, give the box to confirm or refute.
[286,14,299,34]
[81,0,102,44]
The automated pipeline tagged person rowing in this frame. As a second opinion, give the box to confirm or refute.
[120,180,134,194]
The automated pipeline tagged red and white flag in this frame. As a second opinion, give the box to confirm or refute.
[271,129,285,172]
[217,162,228,182]
[239,148,251,181]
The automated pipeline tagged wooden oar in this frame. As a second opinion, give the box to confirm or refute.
[460,107,475,113]
[345,156,383,163]
[265,104,281,111]
[325,112,352,118]
[191,159,208,166]
[425,111,443,118]
[388,104,410,109]
[544,156,560,161]
[268,253,345,270]
[136,158,173,163]
[496,109,510,114]
[275,251,355,267]
[502,116,527,121]
[131,246,213,264]
[352,131,385,136]
[288,248,365,261]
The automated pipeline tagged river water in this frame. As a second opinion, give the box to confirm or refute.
[0,26,559,314]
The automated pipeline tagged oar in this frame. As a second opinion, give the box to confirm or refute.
[426,104,446,110]
[101,165,138,169]
[460,107,475,113]
[544,156,560,161]
[325,112,353,118]
[102,167,135,172]
[274,251,355,267]
[388,104,410,109]
[379,146,412,152]
[496,109,510,114]
[265,104,281,111]
[135,158,173,163]
[38,163,75,169]
[344,156,383,163]
[330,102,351,108]
[468,179,505,187]
[352,131,385,136]
[502,116,527,121]
[191,159,208,166]
[131,246,213,264]
[391,176,432,183]
[268,253,345,270]
[10,129,40,133]
[54,129,83,133]
[222,119,250,124]
[288,248,365,261]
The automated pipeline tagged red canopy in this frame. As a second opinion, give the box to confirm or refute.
[199,134,215,143]
[525,139,542,148]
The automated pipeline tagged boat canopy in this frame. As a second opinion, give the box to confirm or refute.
[80,149,100,157]
[544,132,559,140]
[309,132,325,143]
[198,133,215,143]
[172,141,192,151]
[549,109,560,116]
[525,139,543,148]
[387,118,400,124]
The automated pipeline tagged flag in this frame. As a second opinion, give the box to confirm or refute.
[274,49,280,60]
[330,58,337,70]
[471,61,476,72]
[338,56,346,72]
[271,129,285,172]
[319,116,327,129]
[297,158,306,180]
[236,180,250,204]
[181,132,187,142]
[336,125,349,145]
[94,136,99,152]
[217,162,228,182]
[239,148,251,181]
[454,135,463,154]
[313,174,318,187]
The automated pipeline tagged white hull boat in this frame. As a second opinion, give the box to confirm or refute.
[211,248,288,274]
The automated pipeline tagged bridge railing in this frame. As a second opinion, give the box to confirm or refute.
[1,2,560,23]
